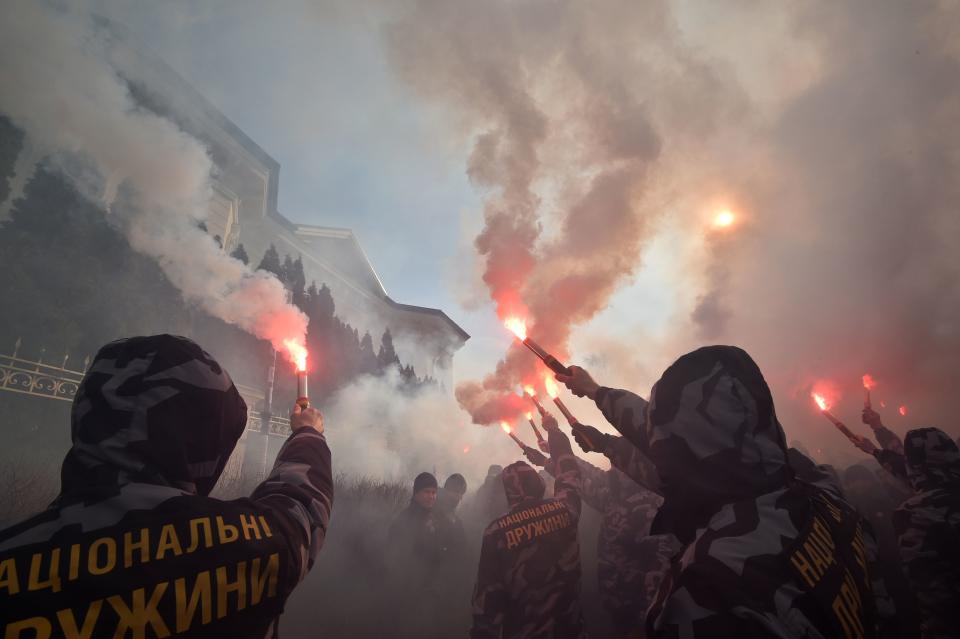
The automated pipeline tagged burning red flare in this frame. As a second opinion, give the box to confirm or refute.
[544,374,560,399]
[504,317,528,341]
[812,392,830,412]
[282,338,308,372]
[899,405,908,416]
[523,385,536,397]
[525,411,533,420]
[500,421,512,434]
[862,374,876,390]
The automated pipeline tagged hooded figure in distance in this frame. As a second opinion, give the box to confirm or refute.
[893,428,960,639]
[471,416,584,639]
[0,335,334,638]
[559,345,879,638]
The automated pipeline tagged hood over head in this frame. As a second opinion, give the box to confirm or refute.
[59,335,247,503]
[903,427,960,492]
[501,461,545,508]
[646,345,790,510]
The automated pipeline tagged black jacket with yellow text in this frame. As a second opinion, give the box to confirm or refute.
[0,335,334,639]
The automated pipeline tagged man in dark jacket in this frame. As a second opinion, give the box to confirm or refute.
[471,417,584,639]
[559,345,879,638]
[893,428,960,639]
[0,334,334,638]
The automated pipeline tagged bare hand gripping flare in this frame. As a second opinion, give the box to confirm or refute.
[505,317,572,376]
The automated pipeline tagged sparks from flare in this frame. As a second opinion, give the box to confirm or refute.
[712,209,736,229]
[812,392,830,411]
[544,375,560,399]
[504,317,528,341]
[282,338,308,372]
[899,405,908,416]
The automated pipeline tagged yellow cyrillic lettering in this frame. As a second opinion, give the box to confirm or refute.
[155,525,182,560]
[790,550,820,588]
[56,600,102,639]
[186,518,213,553]
[108,582,170,639]
[216,561,247,619]
[215,517,239,544]
[87,538,116,576]
[175,571,212,632]
[258,516,272,538]
[123,529,149,568]
[4,617,51,639]
[250,554,279,605]
[240,515,261,540]
[28,549,61,592]
[0,558,20,594]
[67,544,80,581]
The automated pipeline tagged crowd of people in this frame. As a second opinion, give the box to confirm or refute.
[0,335,957,638]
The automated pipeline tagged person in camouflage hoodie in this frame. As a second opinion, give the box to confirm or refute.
[522,415,674,639]
[559,345,879,639]
[893,427,960,639]
[471,416,584,639]
[0,335,334,639]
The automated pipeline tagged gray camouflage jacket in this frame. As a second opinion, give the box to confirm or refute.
[0,335,334,639]
[592,345,879,639]
[893,428,960,639]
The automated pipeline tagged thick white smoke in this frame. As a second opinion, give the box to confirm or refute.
[0,0,307,356]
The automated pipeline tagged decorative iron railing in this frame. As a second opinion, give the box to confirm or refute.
[0,339,290,433]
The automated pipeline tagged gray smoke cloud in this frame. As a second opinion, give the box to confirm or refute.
[0,0,308,358]
[383,0,745,425]
[383,0,960,458]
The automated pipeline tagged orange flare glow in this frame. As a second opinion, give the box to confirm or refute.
[504,317,528,341]
[525,411,533,420]
[862,374,876,390]
[812,392,830,411]
[544,374,560,399]
[712,210,736,229]
[282,338,308,372]
[500,421,512,434]
[523,385,536,397]
[899,405,908,416]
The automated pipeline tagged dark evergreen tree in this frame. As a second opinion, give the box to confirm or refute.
[257,244,282,277]
[0,115,24,206]
[230,243,250,265]
[280,254,295,287]
[377,328,400,370]
[289,256,306,307]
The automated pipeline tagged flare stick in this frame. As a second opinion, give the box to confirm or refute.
[527,416,545,443]
[296,370,309,410]
[521,337,572,376]
[552,396,598,451]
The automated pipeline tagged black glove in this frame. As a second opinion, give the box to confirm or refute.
[571,423,606,454]
[522,445,548,467]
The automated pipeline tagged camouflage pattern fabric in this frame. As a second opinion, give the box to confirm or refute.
[893,428,960,639]
[0,335,334,639]
[471,426,584,639]
[595,345,879,639]
[577,459,674,637]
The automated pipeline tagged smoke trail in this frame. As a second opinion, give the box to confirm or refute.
[384,0,743,424]
[0,0,307,357]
